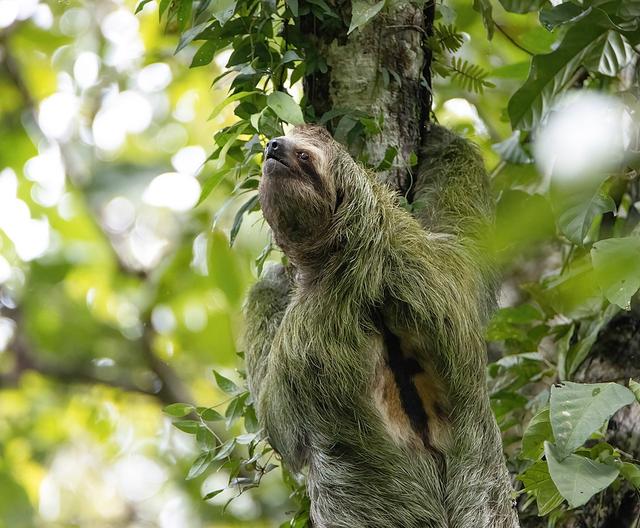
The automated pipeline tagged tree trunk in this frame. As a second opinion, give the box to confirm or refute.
[302,0,434,191]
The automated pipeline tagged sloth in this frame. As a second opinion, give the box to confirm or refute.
[244,124,519,528]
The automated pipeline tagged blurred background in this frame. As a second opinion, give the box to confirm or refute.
[1,0,636,527]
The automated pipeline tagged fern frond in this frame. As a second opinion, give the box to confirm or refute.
[434,24,464,53]
[447,57,495,94]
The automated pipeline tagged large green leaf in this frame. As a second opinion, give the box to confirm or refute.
[211,0,237,24]
[348,0,386,34]
[591,237,640,309]
[586,30,635,76]
[508,11,611,130]
[518,460,564,516]
[539,3,590,30]
[550,381,635,458]
[266,92,305,125]
[545,442,619,508]
[553,184,615,246]
[521,407,553,461]
[498,0,544,14]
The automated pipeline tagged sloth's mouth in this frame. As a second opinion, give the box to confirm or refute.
[265,152,290,169]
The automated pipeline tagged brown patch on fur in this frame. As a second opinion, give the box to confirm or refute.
[413,370,452,452]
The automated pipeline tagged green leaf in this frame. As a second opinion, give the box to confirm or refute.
[173,420,200,434]
[225,392,249,428]
[213,439,236,460]
[266,92,305,125]
[200,407,225,421]
[591,237,640,309]
[553,185,615,246]
[211,0,237,24]
[348,0,386,34]
[163,403,194,417]
[544,442,619,508]
[619,462,640,490]
[522,408,553,461]
[208,91,259,120]
[629,379,640,403]
[586,30,635,77]
[518,460,564,516]
[197,170,228,206]
[191,40,218,68]
[492,131,532,164]
[286,0,298,16]
[508,11,611,130]
[472,0,494,39]
[175,22,210,53]
[177,0,192,32]
[213,369,242,395]
[244,405,259,433]
[207,230,244,306]
[203,489,225,500]
[159,0,173,19]
[135,0,155,13]
[229,194,259,247]
[497,0,543,14]
[196,425,217,450]
[187,451,215,480]
[550,381,635,458]
[539,3,590,30]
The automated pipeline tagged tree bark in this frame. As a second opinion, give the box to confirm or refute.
[303,0,434,191]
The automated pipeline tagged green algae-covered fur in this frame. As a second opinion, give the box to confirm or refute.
[244,124,519,528]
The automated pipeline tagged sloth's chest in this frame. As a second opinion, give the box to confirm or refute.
[370,328,451,453]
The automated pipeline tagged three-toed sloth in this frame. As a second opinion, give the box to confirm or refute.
[244,124,519,528]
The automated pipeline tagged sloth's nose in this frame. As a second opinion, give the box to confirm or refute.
[265,137,287,159]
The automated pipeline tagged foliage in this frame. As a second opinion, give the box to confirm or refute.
[153,0,640,525]
[1,0,640,525]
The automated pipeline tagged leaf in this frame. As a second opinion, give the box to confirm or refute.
[348,0,385,34]
[521,408,553,461]
[163,402,194,417]
[508,11,611,130]
[197,170,228,206]
[225,392,249,428]
[187,451,215,480]
[619,462,640,490]
[550,381,635,458]
[286,0,298,16]
[544,442,619,508]
[211,0,237,24]
[200,407,225,421]
[630,379,640,403]
[375,146,398,172]
[591,237,640,309]
[135,0,155,13]
[244,405,260,433]
[213,369,242,395]
[207,230,244,306]
[586,30,635,77]
[492,131,532,164]
[229,194,260,247]
[539,3,590,30]
[203,489,225,500]
[173,420,200,434]
[498,0,544,14]
[175,22,210,53]
[518,460,565,516]
[472,0,494,39]
[213,439,236,460]
[266,92,305,125]
[553,185,615,246]
[191,40,218,68]
[208,91,259,120]
[177,0,192,32]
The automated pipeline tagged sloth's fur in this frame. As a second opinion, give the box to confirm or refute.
[244,124,519,528]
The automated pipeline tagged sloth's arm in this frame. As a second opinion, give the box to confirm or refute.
[244,263,291,402]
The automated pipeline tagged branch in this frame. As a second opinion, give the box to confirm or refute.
[0,32,192,407]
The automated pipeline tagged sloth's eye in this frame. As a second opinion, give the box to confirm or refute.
[297,151,309,161]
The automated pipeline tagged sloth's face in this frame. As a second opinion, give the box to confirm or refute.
[260,125,338,252]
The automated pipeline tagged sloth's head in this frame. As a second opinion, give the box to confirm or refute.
[260,125,355,262]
